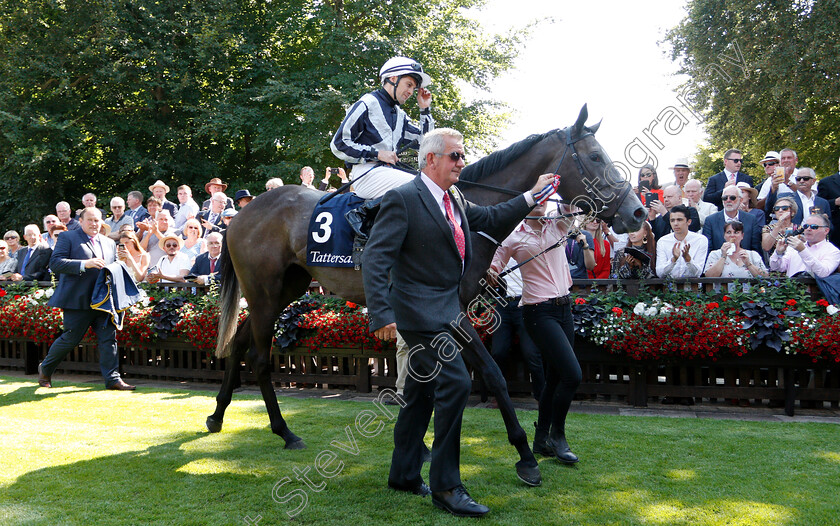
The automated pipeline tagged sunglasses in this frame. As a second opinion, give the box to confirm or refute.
[773,205,790,211]
[0,247,6,250]
[803,224,826,230]
[164,242,180,248]
[795,176,814,182]
[437,151,466,161]
[722,195,739,201]
[186,226,199,230]
[3,236,17,240]
[763,161,779,167]
[727,158,743,163]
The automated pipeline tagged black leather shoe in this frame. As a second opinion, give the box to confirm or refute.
[548,436,579,465]
[107,380,136,391]
[432,485,489,517]
[388,479,431,497]
[37,364,51,388]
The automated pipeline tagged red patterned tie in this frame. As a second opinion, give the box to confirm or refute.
[210,257,216,274]
[443,192,465,260]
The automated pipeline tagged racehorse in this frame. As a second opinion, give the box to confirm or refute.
[206,105,646,482]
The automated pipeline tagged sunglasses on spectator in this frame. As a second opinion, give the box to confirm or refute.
[186,226,199,230]
[803,224,826,230]
[763,161,779,167]
[795,176,814,182]
[436,151,466,161]
[722,195,739,201]
[773,205,790,211]
[0,246,7,250]
[727,158,743,163]
[164,242,180,248]
[3,236,17,240]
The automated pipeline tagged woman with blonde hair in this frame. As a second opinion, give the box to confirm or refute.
[180,218,206,262]
[118,230,151,282]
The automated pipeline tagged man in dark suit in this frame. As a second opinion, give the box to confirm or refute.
[9,225,52,281]
[704,149,754,209]
[702,186,762,252]
[188,232,223,284]
[197,192,227,237]
[817,157,840,246]
[651,185,701,241]
[37,208,135,391]
[363,127,552,517]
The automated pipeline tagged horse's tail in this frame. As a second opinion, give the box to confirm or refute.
[215,233,240,358]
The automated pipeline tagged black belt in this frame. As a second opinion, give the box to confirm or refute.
[537,295,571,306]
[504,295,521,302]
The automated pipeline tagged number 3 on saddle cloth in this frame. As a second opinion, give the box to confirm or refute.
[306,193,375,270]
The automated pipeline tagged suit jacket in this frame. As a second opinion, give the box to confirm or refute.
[189,252,223,283]
[363,176,531,333]
[818,172,840,244]
[201,197,235,211]
[702,210,762,253]
[125,205,148,223]
[651,208,702,241]
[47,228,117,311]
[161,199,178,217]
[14,245,52,281]
[704,171,754,209]
[197,209,226,235]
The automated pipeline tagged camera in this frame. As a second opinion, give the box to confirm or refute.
[782,227,804,239]
[330,167,339,176]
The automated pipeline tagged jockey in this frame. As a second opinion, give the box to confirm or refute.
[330,56,434,199]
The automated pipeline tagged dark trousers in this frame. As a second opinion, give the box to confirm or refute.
[523,302,581,438]
[40,308,120,385]
[389,328,473,492]
[491,298,545,400]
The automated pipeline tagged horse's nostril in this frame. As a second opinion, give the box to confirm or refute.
[634,207,646,219]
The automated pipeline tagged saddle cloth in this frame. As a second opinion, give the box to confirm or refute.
[306,193,365,268]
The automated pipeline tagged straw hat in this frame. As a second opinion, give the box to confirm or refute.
[759,151,781,165]
[669,158,691,170]
[204,177,228,194]
[158,233,183,251]
[148,180,170,193]
[736,182,758,208]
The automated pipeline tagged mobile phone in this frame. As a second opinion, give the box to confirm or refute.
[117,243,125,249]
[147,265,157,275]
[330,167,339,176]
[644,192,658,206]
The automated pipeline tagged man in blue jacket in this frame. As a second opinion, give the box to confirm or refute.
[704,149,754,209]
[38,208,135,390]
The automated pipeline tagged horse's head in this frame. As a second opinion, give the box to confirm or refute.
[550,105,646,234]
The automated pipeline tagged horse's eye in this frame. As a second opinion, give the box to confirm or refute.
[589,153,601,162]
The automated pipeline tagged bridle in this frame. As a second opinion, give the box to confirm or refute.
[458,128,634,216]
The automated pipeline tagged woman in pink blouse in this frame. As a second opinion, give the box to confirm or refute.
[489,201,582,465]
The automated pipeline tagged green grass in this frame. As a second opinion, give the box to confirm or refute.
[0,375,838,526]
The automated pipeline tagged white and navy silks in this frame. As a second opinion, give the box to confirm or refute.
[330,88,434,199]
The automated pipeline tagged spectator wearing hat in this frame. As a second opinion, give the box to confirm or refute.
[147,234,191,284]
[234,189,254,208]
[756,151,792,210]
[220,208,237,229]
[197,192,227,237]
[704,149,754,210]
[265,178,284,191]
[201,178,234,211]
[173,185,200,231]
[817,155,840,246]
[736,182,765,228]
[669,158,692,197]
[149,180,178,217]
[702,185,762,253]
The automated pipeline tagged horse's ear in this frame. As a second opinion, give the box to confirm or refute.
[589,118,602,134]
[573,104,588,137]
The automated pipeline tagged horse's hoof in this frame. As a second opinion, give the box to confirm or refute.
[284,439,307,450]
[206,416,223,433]
[516,461,541,487]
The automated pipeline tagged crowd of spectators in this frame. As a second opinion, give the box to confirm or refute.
[555,149,840,283]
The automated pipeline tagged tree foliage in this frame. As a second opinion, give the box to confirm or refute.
[665,0,840,183]
[0,0,526,228]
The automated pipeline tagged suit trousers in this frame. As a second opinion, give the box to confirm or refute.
[491,298,545,401]
[523,302,581,439]
[41,309,121,385]
[389,327,473,492]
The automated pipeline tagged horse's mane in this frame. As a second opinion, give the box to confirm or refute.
[460,129,559,182]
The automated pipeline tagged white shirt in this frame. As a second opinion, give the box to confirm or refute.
[757,177,794,200]
[655,230,708,278]
[769,239,840,278]
[797,191,816,220]
[155,252,192,283]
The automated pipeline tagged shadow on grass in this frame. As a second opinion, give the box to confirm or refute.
[0,380,94,409]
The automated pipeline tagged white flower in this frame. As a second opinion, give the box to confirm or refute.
[44,288,54,298]
[33,289,45,299]
[659,303,673,314]
[239,298,249,309]
[633,302,647,315]
[141,297,151,307]
[827,305,839,315]
[644,307,658,317]
[361,307,368,314]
